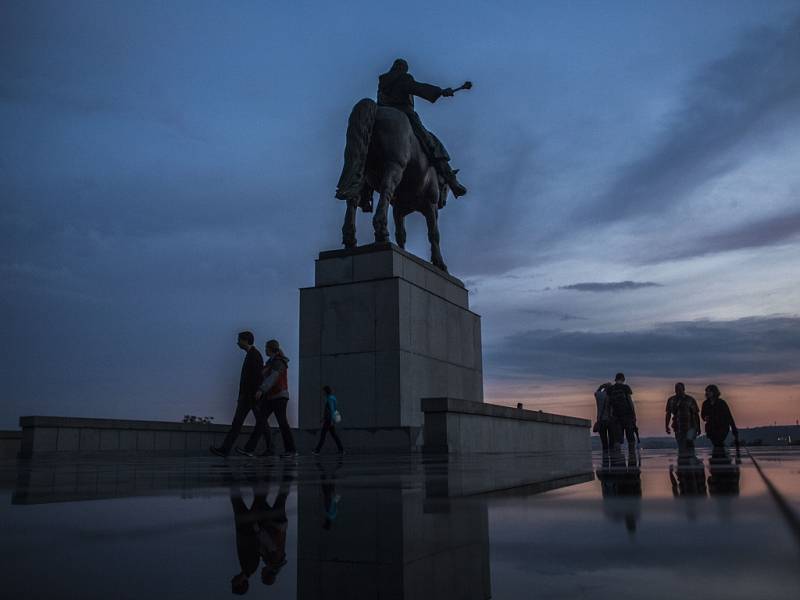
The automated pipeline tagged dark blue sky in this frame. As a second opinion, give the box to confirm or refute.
[2,1,799,432]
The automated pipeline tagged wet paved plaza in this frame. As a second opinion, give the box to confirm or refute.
[1,447,798,599]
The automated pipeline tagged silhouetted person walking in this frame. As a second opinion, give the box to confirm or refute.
[666,382,700,456]
[312,385,344,455]
[211,331,264,458]
[594,382,613,452]
[607,373,637,452]
[701,384,739,449]
[255,339,297,458]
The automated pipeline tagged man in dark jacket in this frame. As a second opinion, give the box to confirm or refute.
[607,372,637,452]
[377,58,468,197]
[211,331,265,457]
[701,384,739,449]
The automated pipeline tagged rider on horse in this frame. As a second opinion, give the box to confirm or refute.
[377,59,468,198]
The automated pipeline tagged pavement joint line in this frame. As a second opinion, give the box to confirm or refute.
[744,446,800,545]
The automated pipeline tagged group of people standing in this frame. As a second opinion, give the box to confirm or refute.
[210,331,345,459]
[594,373,638,452]
[595,373,739,454]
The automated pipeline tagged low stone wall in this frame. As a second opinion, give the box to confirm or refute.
[0,431,22,459]
[16,401,588,458]
[18,416,252,458]
[16,416,423,458]
[421,398,591,454]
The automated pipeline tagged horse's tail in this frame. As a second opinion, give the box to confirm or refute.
[335,98,377,207]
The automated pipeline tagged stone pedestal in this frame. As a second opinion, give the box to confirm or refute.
[299,243,483,429]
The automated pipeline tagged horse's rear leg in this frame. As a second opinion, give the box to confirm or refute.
[393,207,407,249]
[373,163,403,244]
[422,202,447,272]
[342,198,357,248]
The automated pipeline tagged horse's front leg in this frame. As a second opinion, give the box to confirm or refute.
[342,198,358,248]
[422,202,447,272]
[373,163,403,244]
[393,207,407,249]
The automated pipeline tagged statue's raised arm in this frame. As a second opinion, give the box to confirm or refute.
[376,59,469,197]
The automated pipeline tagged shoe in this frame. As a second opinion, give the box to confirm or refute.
[210,446,229,458]
[449,180,467,197]
[235,447,254,457]
[280,451,298,459]
[446,170,467,197]
[311,450,320,456]
[338,449,346,455]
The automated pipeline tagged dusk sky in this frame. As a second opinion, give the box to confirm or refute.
[2,1,799,435]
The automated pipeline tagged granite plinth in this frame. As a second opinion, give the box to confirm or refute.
[299,243,483,430]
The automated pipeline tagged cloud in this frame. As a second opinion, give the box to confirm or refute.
[489,315,800,380]
[520,308,587,321]
[585,17,800,223]
[642,208,800,263]
[559,281,661,292]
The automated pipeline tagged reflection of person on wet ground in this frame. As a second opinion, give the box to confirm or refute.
[228,470,292,593]
[707,446,741,496]
[669,449,707,521]
[666,382,701,457]
[596,451,642,534]
[316,458,343,530]
[256,473,291,587]
[701,384,739,450]
[669,453,707,497]
[230,487,263,595]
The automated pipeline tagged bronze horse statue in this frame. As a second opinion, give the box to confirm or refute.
[335,98,454,271]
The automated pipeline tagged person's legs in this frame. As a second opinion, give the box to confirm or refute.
[608,417,621,450]
[598,422,610,451]
[273,398,296,453]
[329,424,344,452]
[676,433,689,457]
[219,399,251,453]
[243,400,269,453]
[314,422,329,453]
[624,420,637,450]
[618,417,632,448]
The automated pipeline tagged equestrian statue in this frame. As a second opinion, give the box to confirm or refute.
[335,58,471,271]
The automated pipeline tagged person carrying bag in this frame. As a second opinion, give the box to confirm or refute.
[312,385,345,455]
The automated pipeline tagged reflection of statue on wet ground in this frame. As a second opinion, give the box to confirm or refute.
[335,59,472,271]
[596,451,642,534]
